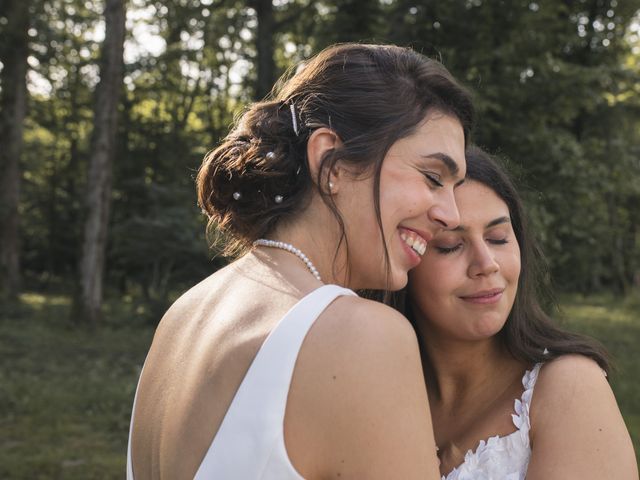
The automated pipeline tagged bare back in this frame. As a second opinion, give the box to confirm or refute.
[130,254,314,479]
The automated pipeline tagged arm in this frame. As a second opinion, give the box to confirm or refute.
[286,297,441,480]
[527,354,638,479]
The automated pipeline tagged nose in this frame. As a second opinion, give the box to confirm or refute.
[428,188,461,229]
[468,243,500,277]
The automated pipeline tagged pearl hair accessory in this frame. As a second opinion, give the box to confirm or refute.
[232,192,241,200]
[274,195,284,204]
[253,239,322,282]
[266,151,275,160]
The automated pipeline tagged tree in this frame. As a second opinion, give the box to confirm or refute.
[10,0,640,301]
[0,0,30,299]
[251,0,276,99]
[77,0,125,323]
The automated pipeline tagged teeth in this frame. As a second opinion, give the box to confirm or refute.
[400,230,427,256]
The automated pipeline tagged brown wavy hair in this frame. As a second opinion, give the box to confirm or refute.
[196,43,474,285]
[398,146,611,373]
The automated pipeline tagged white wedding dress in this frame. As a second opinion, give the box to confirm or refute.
[126,284,357,479]
[442,363,543,480]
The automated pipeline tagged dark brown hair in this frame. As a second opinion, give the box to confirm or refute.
[403,146,611,373]
[197,43,474,277]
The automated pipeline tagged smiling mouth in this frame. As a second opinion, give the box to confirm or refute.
[400,229,428,256]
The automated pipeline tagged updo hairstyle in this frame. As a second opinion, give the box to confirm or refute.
[197,43,474,257]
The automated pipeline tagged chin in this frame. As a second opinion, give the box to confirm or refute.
[474,318,508,339]
[386,269,409,292]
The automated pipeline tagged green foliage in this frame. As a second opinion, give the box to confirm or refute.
[8,0,640,307]
[381,0,640,292]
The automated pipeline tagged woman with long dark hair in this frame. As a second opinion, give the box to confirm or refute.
[404,146,637,479]
[126,43,474,479]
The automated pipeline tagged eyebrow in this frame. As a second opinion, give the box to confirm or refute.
[450,216,511,232]
[486,216,511,228]
[421,153,460,176]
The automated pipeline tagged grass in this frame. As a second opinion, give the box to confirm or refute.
[0,291,638,477]
[0,294,153,480]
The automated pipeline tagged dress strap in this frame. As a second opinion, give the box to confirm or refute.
[511,362,543,433]
[194,284,357,479]
[126,364,145,480]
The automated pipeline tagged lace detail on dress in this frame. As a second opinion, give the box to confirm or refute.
[441,363,542,480]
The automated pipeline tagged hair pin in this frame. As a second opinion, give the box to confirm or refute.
[289,103,299,136]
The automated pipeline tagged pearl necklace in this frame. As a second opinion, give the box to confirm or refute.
[253,239,322,282]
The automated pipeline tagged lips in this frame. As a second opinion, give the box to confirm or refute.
[459,288,505,304]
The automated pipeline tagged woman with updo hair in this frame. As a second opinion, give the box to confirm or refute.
[126,43,474,479]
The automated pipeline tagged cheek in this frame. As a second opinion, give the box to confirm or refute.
[409,259,452,304]
[504,250,521,285]
[380,176,432,220]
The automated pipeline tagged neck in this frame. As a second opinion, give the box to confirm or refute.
[417,327,523,410]
[257,199,348,287]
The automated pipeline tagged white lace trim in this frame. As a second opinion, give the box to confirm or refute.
[441,363,542,480]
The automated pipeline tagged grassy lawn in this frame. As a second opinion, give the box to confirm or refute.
[0,294,154,480]
[558,292,640,465]
[0,291,638,477]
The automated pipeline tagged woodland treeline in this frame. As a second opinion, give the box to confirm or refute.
[0,0,639,323]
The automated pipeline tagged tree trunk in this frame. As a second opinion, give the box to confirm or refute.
[252,0,276,100]
[77,0,125,324]
[0,0,29,300]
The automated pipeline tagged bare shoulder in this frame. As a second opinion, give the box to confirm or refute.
[531,354,614,428]
[532,354,615,434]
[321,294,420,347]
[539,352,605,377]
[285,295,440,479]
[527,354,637,479]
[153,264,241,331]
[534,354,606,398]
[300,294,424,394]
[310,294,424,376]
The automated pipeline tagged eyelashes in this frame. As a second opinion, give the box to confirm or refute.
[420,170,443,187]
[434,238,509,255]
[435,244,462,254]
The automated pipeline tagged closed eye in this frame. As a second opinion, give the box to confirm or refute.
[435,244,462,254]
[421,171,443,188]
[488,239,508,245]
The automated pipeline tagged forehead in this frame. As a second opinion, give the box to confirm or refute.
[455,181,509,222]
[386,112,466,173]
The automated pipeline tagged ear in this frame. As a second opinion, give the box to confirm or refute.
[306,127,342,194]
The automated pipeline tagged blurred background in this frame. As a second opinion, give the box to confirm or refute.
[0,0,639,477]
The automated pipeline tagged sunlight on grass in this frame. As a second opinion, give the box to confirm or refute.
[0,293,153,479]
[20,292,71,309]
